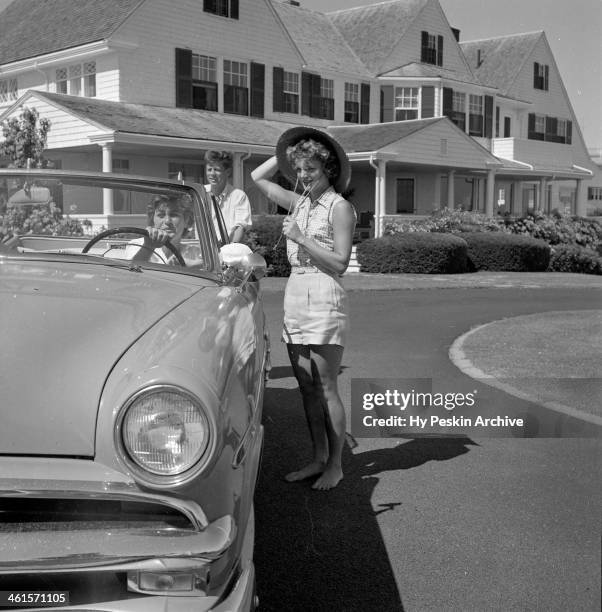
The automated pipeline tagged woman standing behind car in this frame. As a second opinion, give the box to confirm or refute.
[251,127,356,491]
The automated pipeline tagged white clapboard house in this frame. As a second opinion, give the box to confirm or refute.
[0,0,595,234]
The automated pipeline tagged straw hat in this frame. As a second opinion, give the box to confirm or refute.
[275,126,351,194]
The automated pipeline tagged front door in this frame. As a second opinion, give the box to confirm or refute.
[396,178,415,213]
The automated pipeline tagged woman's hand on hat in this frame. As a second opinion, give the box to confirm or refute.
[282,217,304,244]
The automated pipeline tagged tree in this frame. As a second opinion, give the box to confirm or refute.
[0,106,51,168]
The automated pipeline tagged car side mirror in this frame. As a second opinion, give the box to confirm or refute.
[219,243,267,286]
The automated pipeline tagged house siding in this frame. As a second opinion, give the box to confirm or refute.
[382,0,472,78]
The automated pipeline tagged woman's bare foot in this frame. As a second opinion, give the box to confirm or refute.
[284,461,325,482]
[312,466,343,490]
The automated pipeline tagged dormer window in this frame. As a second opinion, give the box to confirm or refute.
[421,31,443,66]
[203,0,238,19]
[55,62,96,97]
[533,62,549,91]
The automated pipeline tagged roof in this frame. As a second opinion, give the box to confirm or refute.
[20,91,300,147]
[460,31,543,95]
[327,0,429,75]
[270,1,371,77]
[380,61,481,86]
[0,0,145,65]
[328,117,444,152]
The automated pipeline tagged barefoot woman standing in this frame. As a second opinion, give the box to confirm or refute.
[251,127,356,490]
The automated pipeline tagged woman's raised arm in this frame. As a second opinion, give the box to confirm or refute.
[251,156,297,211]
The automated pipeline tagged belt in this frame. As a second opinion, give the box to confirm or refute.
[290,266,321,274]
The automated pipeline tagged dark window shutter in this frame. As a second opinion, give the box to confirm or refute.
[310,74,321,117]
[442,87,453,118]
[250,62,265,118]
[437,35,443,66]
[230,0,239,19]
[421,31,428,63]
[421,86,435,118]
[301,72,311,116]
[495,106,500,137]
[175,48,193,108]
[504,116,511,138]
[360,83,370,123]
[484,95,493,138]
[528,113,535,139]
[273,67,284,113]
[566,120,572,144]
[204,0,217,12]
[380,85,394,122]
[533,62,539,88]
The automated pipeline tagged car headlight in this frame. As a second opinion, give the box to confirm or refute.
[118,386,212,481]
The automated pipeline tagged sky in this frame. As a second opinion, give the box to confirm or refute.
[303,0,602,149]
[0,0,599,148]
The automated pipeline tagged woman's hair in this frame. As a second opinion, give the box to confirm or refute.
[146,193,194,228]
[204,150,233,170]
[285,138,340,182]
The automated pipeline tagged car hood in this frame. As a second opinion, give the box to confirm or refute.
[0,259,212,456]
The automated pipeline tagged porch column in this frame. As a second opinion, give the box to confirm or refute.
[485,169,495,217]
[232,152,247,190]
[447,170,455,210]
[576,179,586,216]
[101,143,113,215]
[374,159,387,238]
[539,177,547,212]
[512,181,523,215]
[549,181,560,213]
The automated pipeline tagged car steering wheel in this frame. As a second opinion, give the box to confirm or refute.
[81,227,186,266]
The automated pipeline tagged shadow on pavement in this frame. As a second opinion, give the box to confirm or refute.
[255,386,476,611]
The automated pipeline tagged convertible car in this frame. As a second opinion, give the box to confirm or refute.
[0,169,270,611]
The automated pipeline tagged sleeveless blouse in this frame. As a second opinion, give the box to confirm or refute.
[287,186,347,269]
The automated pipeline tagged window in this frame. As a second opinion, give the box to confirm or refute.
[394,87,418,121]
[468,94,483,136]
[192,53,217,111]
[283,71,299,114]
[344,82,359,123]
[203,0,238,19]
[223,59,248,115]
[0,78,18,103]
[451,91,466,131]
[421,31,443,66]
[588,187,602,201]
[533,62,549,91]
[168,162,204,183]
[528,113,571,144]
[318,78,334,120]
[56,61,96,97]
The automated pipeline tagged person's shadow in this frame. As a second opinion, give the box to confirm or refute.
[255,377,477,612]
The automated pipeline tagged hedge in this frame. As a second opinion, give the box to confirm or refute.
[242,214,290,277]
[357,232,468,274]
[547,245,602,275]
[458,232,550,272]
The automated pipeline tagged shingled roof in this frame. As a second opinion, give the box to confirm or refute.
[270,0,371,77]
[25,91,299,147]
[328,117,444,152]
[327,0,429,76]
[460,31,543,95]
[0,0,145,65]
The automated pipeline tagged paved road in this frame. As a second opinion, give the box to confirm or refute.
[254,285,601,612]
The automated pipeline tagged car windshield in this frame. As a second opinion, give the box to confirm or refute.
[0,170,221,274]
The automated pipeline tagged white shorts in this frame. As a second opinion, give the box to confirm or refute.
[282,269,349,346]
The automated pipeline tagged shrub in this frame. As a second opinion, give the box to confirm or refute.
[458,232,550,272]
[547,245,602,275]
[503,211,602,252]
[385,208,503,235]
[242,214,290,277]
[0,203,90,241]
[357,232,468,274]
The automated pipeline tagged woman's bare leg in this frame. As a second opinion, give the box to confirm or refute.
[285,343,329,481]
[309,344,345,490]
